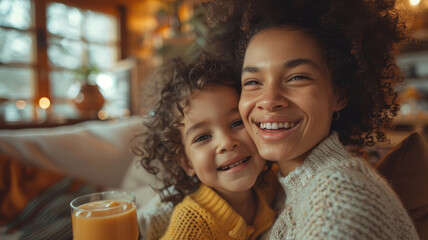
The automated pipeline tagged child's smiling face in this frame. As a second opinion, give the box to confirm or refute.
[179,84,265,195]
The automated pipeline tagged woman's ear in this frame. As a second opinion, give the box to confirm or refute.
[178,157,196,176]
[334,88,349,111]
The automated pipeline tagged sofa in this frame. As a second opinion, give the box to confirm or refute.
[0,118,427,240]
[0,118,167,240]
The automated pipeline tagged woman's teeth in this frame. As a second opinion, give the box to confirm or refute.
[217,157,250,171]
[259,121,298,130]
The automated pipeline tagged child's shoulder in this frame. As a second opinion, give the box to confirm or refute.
[173,184,214,218]
[255,163,279,187]
[173,194,206,217]
[255,163,280,205]
[162,194,213,240]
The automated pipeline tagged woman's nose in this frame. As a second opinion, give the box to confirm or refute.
[217,133,240,154]
[256,85,288,111]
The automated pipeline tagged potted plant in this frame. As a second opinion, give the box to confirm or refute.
[72,62,105,118]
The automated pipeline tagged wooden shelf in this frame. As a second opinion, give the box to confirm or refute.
[393,115,428,133]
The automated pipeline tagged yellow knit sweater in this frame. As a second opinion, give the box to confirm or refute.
[160,173,277,240]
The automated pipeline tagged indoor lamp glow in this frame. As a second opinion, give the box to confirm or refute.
[39,97,51,109]
[410,0,421,6]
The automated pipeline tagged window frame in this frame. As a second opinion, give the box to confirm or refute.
[0,0,126,127]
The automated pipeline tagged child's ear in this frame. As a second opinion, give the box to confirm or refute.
[178,157,196,176]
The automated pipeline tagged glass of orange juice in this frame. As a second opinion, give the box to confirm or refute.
[70,191,139,240]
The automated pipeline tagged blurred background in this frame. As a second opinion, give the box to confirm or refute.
[0,0,206,128]
[1,0,428,143]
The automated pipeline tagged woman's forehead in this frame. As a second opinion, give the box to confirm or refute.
[243,28,329,73]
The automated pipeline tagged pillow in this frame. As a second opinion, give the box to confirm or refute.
[119,157,161,207]
[0,118,142,188]
[375,132,428,240]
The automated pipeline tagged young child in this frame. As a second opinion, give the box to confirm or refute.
[136,53,277,240]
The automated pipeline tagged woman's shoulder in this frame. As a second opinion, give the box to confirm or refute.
[295,158,418,239]
[300,156,413,216]
[308,157,392,196]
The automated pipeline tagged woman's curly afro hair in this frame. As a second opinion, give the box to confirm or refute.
[204,0,411,147]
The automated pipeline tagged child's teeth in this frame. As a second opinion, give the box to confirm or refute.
[272,123,278,129]
[219,158,248,171]
[284,122,290,128]
[221,162,238,170]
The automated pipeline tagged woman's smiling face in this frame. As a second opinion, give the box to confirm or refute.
[239,28,346,175]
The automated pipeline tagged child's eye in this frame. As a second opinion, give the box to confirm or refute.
[242,79,260,86]
[193,134,211,143]
[231,120,243,128]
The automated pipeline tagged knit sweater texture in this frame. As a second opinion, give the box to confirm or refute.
[263,132,419,240]
[160,182,276,240]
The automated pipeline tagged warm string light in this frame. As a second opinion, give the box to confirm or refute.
[98,110,109,120]
[15,100,27,109]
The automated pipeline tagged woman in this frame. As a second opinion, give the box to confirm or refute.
[206,0,419,239]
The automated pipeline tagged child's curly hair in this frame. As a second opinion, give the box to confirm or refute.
[204,0,411,147]
[133,53,241,205]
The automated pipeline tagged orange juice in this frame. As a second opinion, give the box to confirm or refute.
[71,199,139,240]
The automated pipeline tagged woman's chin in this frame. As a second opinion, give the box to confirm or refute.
[258,145,305,164]
[258,146,287,162]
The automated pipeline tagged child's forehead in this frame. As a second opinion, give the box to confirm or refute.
[179,84,240,117]
[194,84,239,97]
[191,84,238,103]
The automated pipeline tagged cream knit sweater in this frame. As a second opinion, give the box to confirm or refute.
[263,132,419,240]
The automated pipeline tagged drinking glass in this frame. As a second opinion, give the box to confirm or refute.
[70,191,139,240]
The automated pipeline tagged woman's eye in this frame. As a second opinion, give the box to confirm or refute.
[193,134,211,143]
[289,75,311,81]
[231,120,244,128]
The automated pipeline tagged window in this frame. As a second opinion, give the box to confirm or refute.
[0,0,35,123]
[47,2,119,120]
[0,0,123,126]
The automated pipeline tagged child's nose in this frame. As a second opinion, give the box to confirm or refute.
[217,134,240,154]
